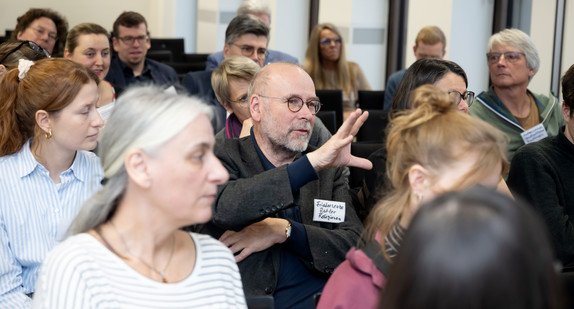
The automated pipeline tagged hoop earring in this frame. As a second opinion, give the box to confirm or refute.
[45,130,52,140]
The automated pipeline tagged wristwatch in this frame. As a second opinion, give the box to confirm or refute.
[285,221,292,239]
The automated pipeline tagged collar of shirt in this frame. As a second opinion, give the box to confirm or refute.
[250,127,276,171]
[17,139,89,183]
[119,57,151,78]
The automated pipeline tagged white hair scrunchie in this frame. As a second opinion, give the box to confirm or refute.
[18,59,34,81]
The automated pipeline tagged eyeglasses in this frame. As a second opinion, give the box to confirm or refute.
[31,27,58,42]
[448,90,475,107]
[0,40,51,65]
[118,35,149,45]
[259,95,322,115]
[320,38,342,45]
[229,95,248,105]
[486,51,525,64]
[232,44,269,59]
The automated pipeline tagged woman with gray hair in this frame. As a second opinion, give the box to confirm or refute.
[32,86,247,308]
[469,28,564,163]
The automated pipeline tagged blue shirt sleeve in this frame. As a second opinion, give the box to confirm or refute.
[287,155,319,192]
[282,219,312,260]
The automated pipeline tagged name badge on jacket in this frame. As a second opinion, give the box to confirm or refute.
[521,123,548,144]
[313,199,345,223]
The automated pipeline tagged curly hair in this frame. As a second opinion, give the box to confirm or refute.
[11,8,68,56]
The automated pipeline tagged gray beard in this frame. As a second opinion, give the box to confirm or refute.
[262,119,312,156]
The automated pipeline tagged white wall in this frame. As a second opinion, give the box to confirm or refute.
[528,0,557,96]
[196,0,309,61]
[319,0,388,90]
[405,0,453,65]
[0,0,178,38]
[405,0,494,95]
[175,0,197,53]
[274,0,310,63]
[562,0,574,101]
[449,1,494,96]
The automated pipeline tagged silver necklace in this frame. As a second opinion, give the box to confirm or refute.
[110,221,175,283]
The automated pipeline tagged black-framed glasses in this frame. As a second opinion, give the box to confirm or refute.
[486,51,525,64]
[232,44,269,59]
[448,90,475,107]
[118,35,149,45]
[0,40,51,65]
[320,38,342,45]
[259,94,322,115]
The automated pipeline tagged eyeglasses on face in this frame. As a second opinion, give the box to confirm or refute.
[259,95,322,115]
[320,38,342,45]
[31,27,58,42]
[486,51,525,64]
[232,44,269,59]
[448,90,475,107]
[229,95,248,105]
[0,40,51,65]
[118,35,149,45]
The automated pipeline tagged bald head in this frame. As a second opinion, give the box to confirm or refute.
[248,62,312,100]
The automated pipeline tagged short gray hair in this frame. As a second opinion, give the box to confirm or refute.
[225,14,269,46]
[69,85,213,234]
[487,28,540,74]
[237,0,271,21]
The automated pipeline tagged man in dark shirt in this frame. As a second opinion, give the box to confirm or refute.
[199,62,369,308]
[182,14,269,133]
[507,64,574,266]
[106,11,178,88]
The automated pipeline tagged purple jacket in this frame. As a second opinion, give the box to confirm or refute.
[317,246,386,309]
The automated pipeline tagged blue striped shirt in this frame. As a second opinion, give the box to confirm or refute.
[0,140,103,308]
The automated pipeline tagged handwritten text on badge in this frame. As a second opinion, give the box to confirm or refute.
[521,123,548,144]
[313,199,345,223]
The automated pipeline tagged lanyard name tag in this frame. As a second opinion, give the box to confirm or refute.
[313,199,345,223]
[521,123,548,144]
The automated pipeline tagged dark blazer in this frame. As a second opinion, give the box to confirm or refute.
[198,136,363,297]
[181,70,226,133]
[105,56,179,88]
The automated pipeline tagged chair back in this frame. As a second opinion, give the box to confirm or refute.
[356,110,388,142]
[246,295,274,309]
[150,38,185,62]
[358,90,385,110]
[316,89,344,130]
[316,110,337,135]
[349,142,383,189]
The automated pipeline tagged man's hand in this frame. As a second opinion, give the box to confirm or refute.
[307,109,373,171]
[219,218,289,263]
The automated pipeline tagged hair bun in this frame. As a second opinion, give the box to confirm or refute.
[411,84,458,113]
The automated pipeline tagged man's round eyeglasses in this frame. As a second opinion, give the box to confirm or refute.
[486,51,525,64]
[232,44,269,59]
[118,35,149,45]
[259,95,322,115]
[0,40,51,65]
[448,90,475,107]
